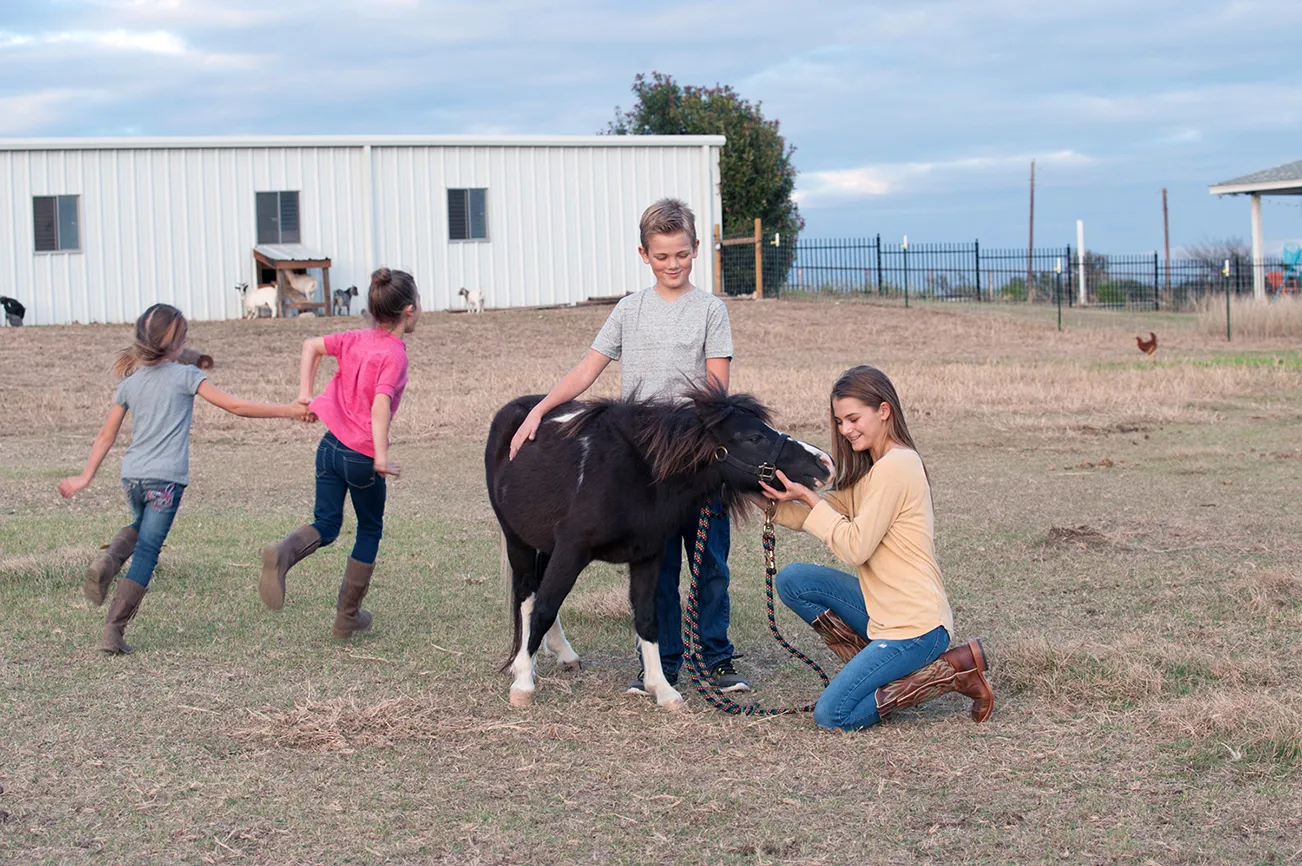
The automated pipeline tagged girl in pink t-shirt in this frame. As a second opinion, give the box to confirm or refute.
[259,267,420,638]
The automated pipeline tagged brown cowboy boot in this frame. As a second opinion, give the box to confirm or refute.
[331,557,375,639]
[810,609,869,663]
[84,525,138,606]
[259,525,322,610]
[875,638,994,723]
[101,579,147,654]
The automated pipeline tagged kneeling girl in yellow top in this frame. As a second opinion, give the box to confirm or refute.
[759,365,993,731]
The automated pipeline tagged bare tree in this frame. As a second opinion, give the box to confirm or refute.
[1180,237,1253,268]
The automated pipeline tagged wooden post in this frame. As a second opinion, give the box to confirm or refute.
[322,265,333,316]
[713,223,723,296]
[276,266,288,318]
[753,217,763,299]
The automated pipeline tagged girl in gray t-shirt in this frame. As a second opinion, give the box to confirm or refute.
[59,304,310,655]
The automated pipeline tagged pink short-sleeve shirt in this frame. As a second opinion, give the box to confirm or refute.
[310,328,409,457]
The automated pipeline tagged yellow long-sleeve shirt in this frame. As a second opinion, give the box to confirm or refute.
[773,447,954,641]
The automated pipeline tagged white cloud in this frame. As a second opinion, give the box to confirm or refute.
[0,90,84,134]
[0,27,262,67]
[796,150,1098,206]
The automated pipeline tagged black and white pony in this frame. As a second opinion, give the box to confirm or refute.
[485,384,833,710]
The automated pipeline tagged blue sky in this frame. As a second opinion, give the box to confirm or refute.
[2,0,1300,254]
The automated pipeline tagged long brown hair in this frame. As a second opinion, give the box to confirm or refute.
[114,304,188,377]
[829,365,923,491]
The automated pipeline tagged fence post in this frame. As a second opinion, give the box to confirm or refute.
[753,218,763,299]
[713,223,723,296]
[1224,258,1232,341]
[1153,251,1160,311]
[974,239,981,301]
[1055,259,1063,331]
[902,237,910,308]
[1066,246,1074,307]
[875,234,883,295]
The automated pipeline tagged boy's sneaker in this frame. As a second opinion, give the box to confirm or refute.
[626,668,679,696]
[707,658,751,693]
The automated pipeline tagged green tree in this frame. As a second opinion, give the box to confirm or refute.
[606,73,802,295]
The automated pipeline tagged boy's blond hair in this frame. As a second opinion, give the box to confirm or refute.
[639,198,697,250]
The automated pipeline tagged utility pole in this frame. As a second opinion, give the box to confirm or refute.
[1162,187,1171,296]
[1026,159,1036,302]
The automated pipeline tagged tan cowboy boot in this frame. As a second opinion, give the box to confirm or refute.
[259,525,322,610]
[331,558,375,639]
[810,609,869,663]
[101,579,147,654]
[84,525,138,606]
[875,638,994,723]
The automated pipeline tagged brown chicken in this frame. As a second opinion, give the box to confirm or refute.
[1136,332,1157,355]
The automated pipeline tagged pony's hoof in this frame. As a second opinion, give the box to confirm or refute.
[509,688,534,708]
[657,688,685,711]
[561,659,583,672]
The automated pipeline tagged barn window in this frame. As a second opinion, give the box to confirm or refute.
[448,188,488,241]
[256,191,301,245]
[34,195,80,252]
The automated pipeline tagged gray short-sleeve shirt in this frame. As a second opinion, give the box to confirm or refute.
[591,287,733,400]
[114,362,208,485]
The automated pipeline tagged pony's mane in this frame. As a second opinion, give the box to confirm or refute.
[638,382,771,482]
[558,382,772,516]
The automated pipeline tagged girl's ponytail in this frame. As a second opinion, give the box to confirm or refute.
[115,304,189,378]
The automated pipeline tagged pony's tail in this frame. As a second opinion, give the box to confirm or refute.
[500,530,522,673]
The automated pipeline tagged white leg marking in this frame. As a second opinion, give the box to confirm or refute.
[542,617,582,670]
[639,640,684,710]
[509,594,537,706]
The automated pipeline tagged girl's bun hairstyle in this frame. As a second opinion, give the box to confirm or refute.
[367,267,419,324]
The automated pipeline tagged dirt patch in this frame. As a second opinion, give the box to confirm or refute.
[564,586,631,621]
[238,696,508,752]
[1045,524,1114,549]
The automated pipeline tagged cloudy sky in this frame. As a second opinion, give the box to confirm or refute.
[3,0,1301,253]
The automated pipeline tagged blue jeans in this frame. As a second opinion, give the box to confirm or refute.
[776,561,949,731]
[648,502,733,677]
[311,432,387,564]
[121,479,185,588]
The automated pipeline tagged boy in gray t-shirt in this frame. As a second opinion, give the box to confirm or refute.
[509,198,749,695]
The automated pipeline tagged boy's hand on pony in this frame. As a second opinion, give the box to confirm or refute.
[58,476,89,498]
[508,413,542,460]
[759,469,821,510]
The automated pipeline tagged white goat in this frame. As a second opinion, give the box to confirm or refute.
[237,282,280,319]
[286,272,318,296]
[458,286,484,314]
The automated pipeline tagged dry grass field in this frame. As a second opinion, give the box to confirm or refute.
[2,297,1301,864]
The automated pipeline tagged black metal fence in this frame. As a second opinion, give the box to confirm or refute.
[719,234,1294,310]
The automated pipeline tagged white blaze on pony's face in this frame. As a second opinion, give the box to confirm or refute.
[717,412,834,493]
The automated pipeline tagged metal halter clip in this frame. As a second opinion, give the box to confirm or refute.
[714,445,729,462]
[757,463,777,483]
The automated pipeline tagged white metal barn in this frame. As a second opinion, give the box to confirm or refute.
[0,135,725,325]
